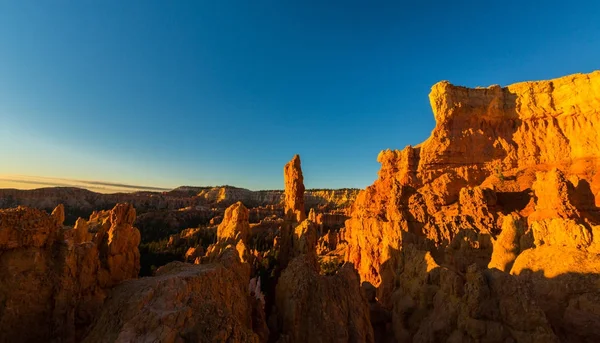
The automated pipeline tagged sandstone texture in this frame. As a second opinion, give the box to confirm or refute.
[344,70,600,342]
[84,247,260,343]
[291,219,318,258]
[52,203,65,225]
[0,203,140,343]
[273,254,374,343]
[216,201,250,244]
[284,155,306,222]
[424,71,600,185]
[203,201,252,263]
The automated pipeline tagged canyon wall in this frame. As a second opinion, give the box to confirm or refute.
[380,70,600,191]
[195,186,358,209]
[344,70,600,342]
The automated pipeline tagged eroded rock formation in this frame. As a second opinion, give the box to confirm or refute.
[273,254,374,343]
[203,201,252,263]
[344,70,600,342]
[2,70,600,343]
[216,201,251,244]
[423,71,600,186]
[84,247,261,343]
[291,219,318,258]
[0,203,140,342]
[52,203,65,225]
[284,155,306,222]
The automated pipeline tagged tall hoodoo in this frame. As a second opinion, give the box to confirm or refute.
[284,154,306,222]
[51,204,65,226]
[203,201,252,264]
[280,154,307,269]
[103,203,141,286]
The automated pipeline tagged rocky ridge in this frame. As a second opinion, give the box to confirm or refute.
[0,186,358,219]
[0,185,358,246]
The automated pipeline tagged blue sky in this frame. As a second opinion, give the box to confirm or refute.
[1,1,599,190]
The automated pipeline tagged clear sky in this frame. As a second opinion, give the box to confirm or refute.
[1,1,599,191]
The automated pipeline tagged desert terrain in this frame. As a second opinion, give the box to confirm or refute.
[1,70,600,342]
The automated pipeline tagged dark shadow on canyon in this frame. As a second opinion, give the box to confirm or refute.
[371,225,600,343]
[496,188,532,214]
[571,179,600,225]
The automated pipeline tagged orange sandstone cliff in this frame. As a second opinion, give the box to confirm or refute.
[344,70,600,342]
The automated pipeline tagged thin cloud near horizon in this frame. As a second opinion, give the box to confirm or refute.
[0,175,171,193]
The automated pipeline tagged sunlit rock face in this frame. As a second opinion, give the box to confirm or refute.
[344,70,600,342]
[0,203,140,342]
[423,71,600,185]
[216,201,251,244]
[203,201,252,263]
[284,154,306,222]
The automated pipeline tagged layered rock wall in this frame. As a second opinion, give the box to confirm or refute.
[344,70,600,342]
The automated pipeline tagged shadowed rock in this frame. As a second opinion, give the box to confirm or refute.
[0,203,141,342]
[83,247,260,343]
[273,254,374,343]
